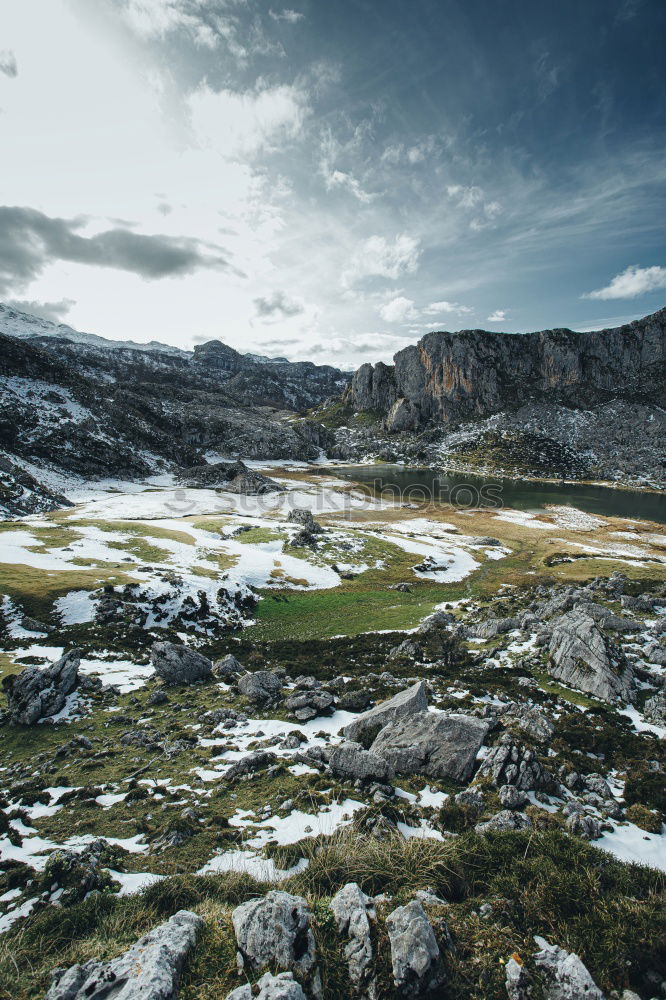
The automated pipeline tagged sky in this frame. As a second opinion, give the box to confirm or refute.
[0,0,665,368]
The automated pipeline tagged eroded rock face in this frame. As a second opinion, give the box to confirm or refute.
[328,741,394,783]
[330,882,375,994]
[45,909,203,1000]
[548,611,634,703]
[475,809,533,834]
[232,891,317,978]
[476,736,552,792]
[370,711,489,783]
[386,900,445,996]
[533,936,605,1000]
[343,681,428,747]
[4,649,80,725]
[150,642,213,686]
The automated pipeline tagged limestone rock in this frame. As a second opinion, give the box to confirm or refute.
[386,900,445,996]
[232,891,317,978]
[370,711,489,783]
[238,670,283,704]
[505,956,532,1000]
[533,936,604,1000]
[476,736,552,792]
[150,642,212,686]
[45,910,203,999]
[225,971,308,1000]
[547,611,633,703]
[475,810,533,834]
[330,882,375,994]
[213,654,245,678]
[342,681,428,747]
[328,741,394,783]
[4,649,80,725]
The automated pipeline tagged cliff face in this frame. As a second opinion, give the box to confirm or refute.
[349,308,666,428]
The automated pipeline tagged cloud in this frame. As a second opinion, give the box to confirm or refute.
[381,136,437,165]
[0,205,230,294]
[379,296,418,323]
[343,234,421,287]
[487,310,507,322]
[254,290,304,320]
[269,9,304,23]
[422,300,473,316]
[325,169,374,203]
[584,264,666,300]
[447,185,503,230]
[5,298,76,323]
[0,50,17,78]
[117,0,228,50]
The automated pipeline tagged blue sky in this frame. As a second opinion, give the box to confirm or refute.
[0,0,664,365]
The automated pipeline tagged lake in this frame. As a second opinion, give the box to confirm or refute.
[323,464,666,525]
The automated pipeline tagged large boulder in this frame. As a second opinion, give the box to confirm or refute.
[533,936,604,1000]
[45,910,203,999]
[238,670,283,704]
[386,900,445,996]
[150,642,212,686]
[547,611,633,703]
[328,741,394,783]
[343,681,428,747]
[643,681,666,726]
[370,711,489,783]
[330,882,375,994]
[4,649,80,725]
[232,891,317,978]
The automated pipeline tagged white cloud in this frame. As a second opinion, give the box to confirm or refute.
[423,300,473,315]
[487,310,507,322]
[0,49,17,77]
[584,264,666,300]
[269,9,305,23]
[188,82,309,158]
[326,169,374,203]
[379,296,418,323]
[447,184,484,208]
[118,0,222,49]
[343,234,421,287]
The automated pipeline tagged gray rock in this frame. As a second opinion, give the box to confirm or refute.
[565,812,601,841]
[225,971,308,1000]
[533,936,605,999]
[4,649,80,725]
[505,956,533,999]
[476,736,552,791]
[238,670,283,704]
[472,617,521,639]
[506,706,555,743]
[499,784,530,810]
[286,689,335,721]
[370,711,489,783]
[643,682,666,725]
[475,809,533,834]
[287,509,323,533]
[213,654,245,677]
[328,741,394,783]
[45,909,203,999]
[343,681,428,747]
[548,611,633,703]
[150,642,212,686]
[330,882,375,994]
[386,900,445,996]
[232,891,317,978]
[225,750,277,781]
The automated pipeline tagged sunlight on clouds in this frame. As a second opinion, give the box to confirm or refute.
[584,265,666,300]
[342,234,421,288]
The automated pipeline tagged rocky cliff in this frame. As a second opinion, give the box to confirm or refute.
[349,308,666,430]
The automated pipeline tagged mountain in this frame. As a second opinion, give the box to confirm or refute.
[0,304,348,515]
[328,308,666,485]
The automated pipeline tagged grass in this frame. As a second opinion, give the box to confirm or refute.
[0,564,138,624]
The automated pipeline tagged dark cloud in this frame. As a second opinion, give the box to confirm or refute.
[0,205,231,294]
[5,298,76,323]
[254,290,304,320]
[0,50,17,78]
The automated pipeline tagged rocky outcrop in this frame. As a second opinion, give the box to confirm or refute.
[238,670,283,704]
[386,900,445,996]
[3,649,80,724]
[328,741,394,783]
[232,891,317,979]
[330,882,375,995]
[176,460,284,494]
[370,711,489,783]
[45,910,203,999]
[547,611,634,703]
[532,936,605,1000]
[476,736,553,792]
[150,642,213,686]
[226,972,308,1000]
[343,681,428,747]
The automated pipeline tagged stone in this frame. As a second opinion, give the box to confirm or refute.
[225,971,308,1000]
[232,891,317,978]
[286,689,335,721]
[547,611,633,703]
[338,689,373,713]
[45,910,203,999]
[330,882,375,993]
[225,750,277,781]
[343,681,429,747]
[643,682,666,725]
[213,654,245,677]
[4,649,80,725]
[505,956,532,1000]
[533,936,604,1000]
[150,642,212,686]
[287,509,323,533]
[506,706,555,743]
[565,812,601,841]
[472,617,521,639]
[370,711,489,783]
[385,900,445,996]
[238,670,283,704]
[475,810,533,834]
[476,736,553,792]
[328,741,394,783]
[499,785,530,810]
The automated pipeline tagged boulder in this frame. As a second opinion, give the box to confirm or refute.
[238,670,283,704]
[330,882,375,993]
[286,689,335,722]
[475,810,533,834]
[4,649,80,725]
[505,956,532,1000]
[547,611,633,703]
[287,509,323,533]
[505,705,555,743]
[225,751,277,781]
[328,741,394,783]
[150,642,212,686]
[45,910,203,1000]
[225,971,308,1000]
[565,812,601,841]
[472,617,521,639]
[232,891,317,978]
[533,936,604,1000]
[370,711,489,783]
[499,785,530,810]
[386,900,445,996]
[213,654,245,678]
[343,681,428,747]
[643,682,666,726]
[476,736,553,792]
